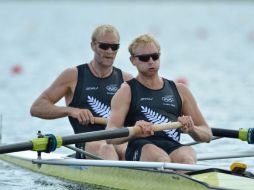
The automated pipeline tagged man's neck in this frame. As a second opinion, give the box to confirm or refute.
[136,74,163,90]
[89,61,113,78]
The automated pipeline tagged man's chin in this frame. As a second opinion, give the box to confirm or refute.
[103,59,114,66]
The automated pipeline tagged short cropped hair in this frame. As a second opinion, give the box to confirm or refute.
[91,24,120,42]
[128,33,160,55]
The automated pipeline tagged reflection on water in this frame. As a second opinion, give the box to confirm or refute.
[1,0,254,189]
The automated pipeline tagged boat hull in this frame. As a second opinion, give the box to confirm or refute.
[0,151,253,190]
[0,151,254,190]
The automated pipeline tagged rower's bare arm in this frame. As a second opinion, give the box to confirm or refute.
[106,83,132,144]
[177,83,212,142]
[30,68,77,119]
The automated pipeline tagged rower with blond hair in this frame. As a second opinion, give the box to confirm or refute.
[30,24,132,160]
[106,33,212,163]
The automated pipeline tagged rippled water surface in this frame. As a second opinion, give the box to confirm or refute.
[1,0,254,189]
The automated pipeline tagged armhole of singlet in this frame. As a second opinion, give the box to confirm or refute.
[168,79,182,115]
[126,79,137,116]
[113,66,124,83]
[69,64,86,107]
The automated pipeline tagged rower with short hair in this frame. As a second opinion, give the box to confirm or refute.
[106,33,212,163]
[30,24,133,160]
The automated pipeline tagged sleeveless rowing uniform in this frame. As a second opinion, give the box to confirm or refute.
[68,63,124,158]
[124,78,183,161]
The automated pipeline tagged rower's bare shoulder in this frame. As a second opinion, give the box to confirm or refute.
[175,82,195,104]
[122,71,133,81]
[120,82,131,91]
[114,82,131,99]
[175,82,190,94]
[61,67,78,80]
[53,67,78,85]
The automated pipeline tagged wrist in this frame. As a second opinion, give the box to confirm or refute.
[64,106,72,116]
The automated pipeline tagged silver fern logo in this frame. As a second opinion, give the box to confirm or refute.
[87,96,111,118]
[141,106,180,141]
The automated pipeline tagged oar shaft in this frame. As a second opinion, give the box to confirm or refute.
[64,145,103,160]
[3,118,252,154]
[0,141,33,154]
[212,127,254,144]
[0,121,182,154]
[212,128,239,138]
[62,128,129,145]
[95,118,253,144]
[0,128,130,154]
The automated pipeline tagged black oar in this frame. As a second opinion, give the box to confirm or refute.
[94,117,254,144]
[212,128,254,144]
[0,122,182,154]
[1,118,253,154]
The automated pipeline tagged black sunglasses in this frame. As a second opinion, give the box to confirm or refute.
[97,42,120,51]
[134,53,160,62]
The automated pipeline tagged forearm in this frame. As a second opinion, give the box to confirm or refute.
[188,125,213,142]
[30,99,70,119]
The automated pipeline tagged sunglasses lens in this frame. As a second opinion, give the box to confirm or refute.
[151,54,159,61]
[138,55,150,62]
[111,44,120,51]
[98,43,119,51]
[98,43,109,50]
[136,53,160,62]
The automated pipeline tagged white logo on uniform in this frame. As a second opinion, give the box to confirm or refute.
[85,86,98,91]
[133,150,139,161]
[87,96,111,118]
[162,95,176,107]
[106,84,118,92]
[140,97,153,101]
[140,106,180,141]
[162,95,174,103]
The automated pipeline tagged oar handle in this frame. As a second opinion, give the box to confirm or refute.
[128,122,183,136]
[94,117,183,136]
[153,122,183,131]
[94,117,107,125]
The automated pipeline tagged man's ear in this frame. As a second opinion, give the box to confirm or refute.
[130,56,136,66]
[91,42,95,51]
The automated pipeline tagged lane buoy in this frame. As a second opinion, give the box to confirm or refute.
[11,64,23,74]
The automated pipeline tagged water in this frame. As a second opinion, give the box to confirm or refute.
[1,0,254,189]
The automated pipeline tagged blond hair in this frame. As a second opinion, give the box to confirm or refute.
[128,33,160,55]
[91,24,120,42]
